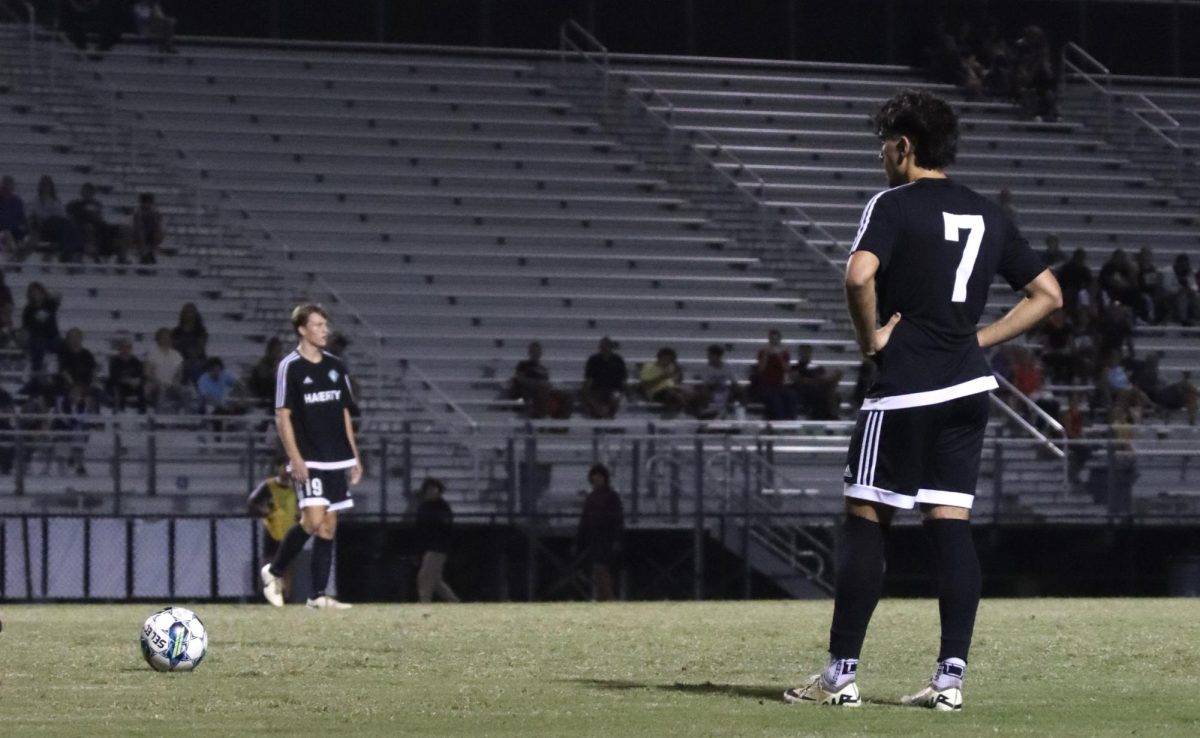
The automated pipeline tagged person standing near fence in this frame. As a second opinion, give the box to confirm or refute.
[415,478,460,603]
[248,458,298,601]
[260,304,362,610]
[576,464,624,602]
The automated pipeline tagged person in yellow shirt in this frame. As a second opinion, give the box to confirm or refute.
[638,346,693,417]
[248,458,298,600]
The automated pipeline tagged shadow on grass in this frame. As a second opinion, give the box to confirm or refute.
[571,678,907,707]
[570,678,782,702]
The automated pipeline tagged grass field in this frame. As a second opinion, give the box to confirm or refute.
[1,599,1198,736]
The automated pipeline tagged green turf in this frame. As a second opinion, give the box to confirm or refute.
[1,599,1198,736]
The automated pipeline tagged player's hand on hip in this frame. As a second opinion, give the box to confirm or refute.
[290,457,309,482]
[349,461,363,486]
[870,313,902,355]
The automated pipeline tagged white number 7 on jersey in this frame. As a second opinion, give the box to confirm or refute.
[943,213,985,303]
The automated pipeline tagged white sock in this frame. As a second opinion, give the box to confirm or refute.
[823,657,858,688]
[932,658,966,690]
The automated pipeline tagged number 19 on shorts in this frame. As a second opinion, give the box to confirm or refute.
[301,477,324,500]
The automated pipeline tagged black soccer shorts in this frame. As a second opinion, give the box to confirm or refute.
[842,391,990,509]
[295,467,354,512]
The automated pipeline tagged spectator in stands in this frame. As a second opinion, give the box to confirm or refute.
[1097,351,1151,420]
[1037,308,1078,383]
[576,464,623,602]
[131,193,166,265]
[67,182,120,263]
[1133,246,1166,324]
[979,22,1016,99]
[106,335,146,413]
[510,341,571,419]
[1057,248,1093,314]
[57,328,98,392]
[0,271,12,322]
[132,1,177,53]
[415,477,460,604]
[0,175,29,258]
[22,282,62,373]
[247,337,283,412]
[582,337,627,419]
[694,344,740,419]
[1098,249,1140,309]
[997,188,1019,226]
[638,346,693,417]
[1041,234,1066,270]
[791,344,842,420]
[196,356,239,417]
[171,302,208,383]
[0,302,16,352]
[1095,300,1135,361]
[1131,352,1198,425]
[1168,254,1199,326]
[145,327,186,412]
[753,329,796,420]
[29,176,83,263]
[1014,25,1058,121]
[51,381,98,476]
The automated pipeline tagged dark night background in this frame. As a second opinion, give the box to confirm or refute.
[25,1,1200,77]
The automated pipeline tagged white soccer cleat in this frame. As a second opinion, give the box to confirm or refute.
[306,595,352,610]
[783,674,861,707]
[260,564,285,607]
[900,684,963,712]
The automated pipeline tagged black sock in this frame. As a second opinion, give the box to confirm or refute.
[311,536,333,598]
[270,524,310,577]
[828,515,887,659]
[924,519,981,662]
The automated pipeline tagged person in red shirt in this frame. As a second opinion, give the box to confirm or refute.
[755,329,797,420]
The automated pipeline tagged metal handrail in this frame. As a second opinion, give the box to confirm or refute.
[402,361,480,430]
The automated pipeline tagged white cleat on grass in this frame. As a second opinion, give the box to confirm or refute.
[306,595,352,610]
[260,564,284,607]
[783,674,861,707]
[900,684,963,712]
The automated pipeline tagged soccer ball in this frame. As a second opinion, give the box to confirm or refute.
[140,607,208,672]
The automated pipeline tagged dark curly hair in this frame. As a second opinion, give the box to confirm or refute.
[873,89,959,170]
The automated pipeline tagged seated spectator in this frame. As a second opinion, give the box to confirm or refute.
[132,0,177,53]
[1133,246,1165,324]
[196,357,239,415]
[0,301,16,352]
[637,346,692,417]
[1010,345,1059,422]
[790,344,842,420]
[1041,234,1066,270]
[22,282,62,373]
[51,382,98,476]
[0,270,13,332]
[581,337,627,419]
[1131,352,1198,425]
[171,302,208,383]
[1097,352,1151,420]
[67,182,121,262]
[1168,253,1199,326]
[1095,301,1135,361]
[57,328,98,392]
[131,193,166,264]
[1037,309,1078,383]
[62,0,124,53]
[145,327,186,412]
[1057,248,1093,314]
[1098,249,1140,309]
[106,335,146,413]
[0,175,30,258]
[694,344,740,419]
[247,337,283,412]
[1060,392,1091,486]
[752,329,796,420]
[510,341,571,419]
[28,175,83,262]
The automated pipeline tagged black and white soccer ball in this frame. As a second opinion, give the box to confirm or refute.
[140,607,208,672]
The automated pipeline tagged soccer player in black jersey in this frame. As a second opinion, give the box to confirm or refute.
[784,91,1062,710]
[260,304,363,609]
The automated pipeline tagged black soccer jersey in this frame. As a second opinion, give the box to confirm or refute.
[275,349,356,468]
[850,177,1045,407]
